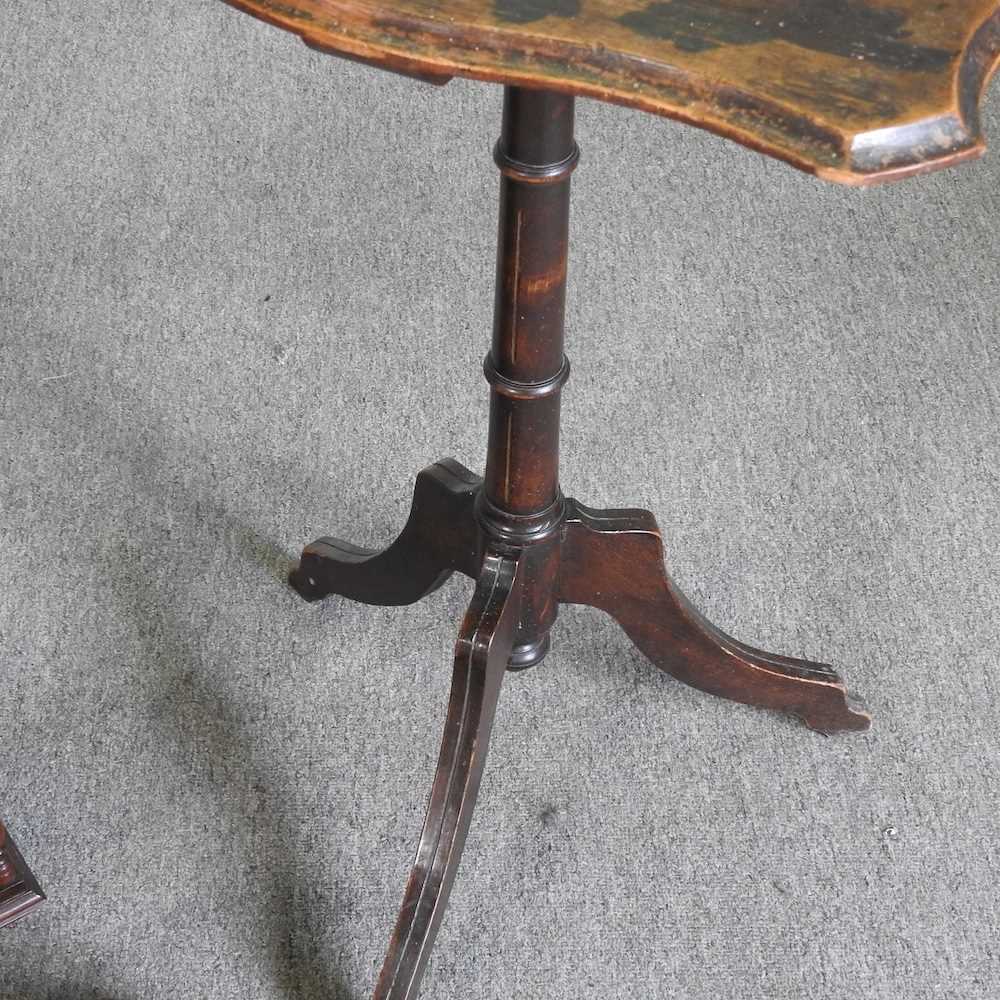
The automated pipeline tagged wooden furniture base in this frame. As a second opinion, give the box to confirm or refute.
[292,458,870,732]
[289,87,871,1000]
[0,822,44,930]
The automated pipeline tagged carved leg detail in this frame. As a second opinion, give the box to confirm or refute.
[558,501,871,734]
[373,551,523,999]
[290,459,482,605]
[0,821,45,929]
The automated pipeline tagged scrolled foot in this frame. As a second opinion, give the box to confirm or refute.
[289,459,482,607]
[372,550,523,999]
[558,501,871,734]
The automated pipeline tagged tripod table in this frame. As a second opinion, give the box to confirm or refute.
[223,1,999,997]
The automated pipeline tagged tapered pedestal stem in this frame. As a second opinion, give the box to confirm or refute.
[289,85,870,1000]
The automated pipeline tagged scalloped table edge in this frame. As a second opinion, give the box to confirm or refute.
[224,0,1000,186]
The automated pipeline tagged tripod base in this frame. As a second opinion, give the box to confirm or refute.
[289,458,870,1000]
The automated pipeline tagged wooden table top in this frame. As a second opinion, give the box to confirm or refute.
[228,0,1000,185]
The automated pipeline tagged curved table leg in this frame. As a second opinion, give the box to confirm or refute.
[290,459,482,605]
[373,550,522,1000]
[558,500,871,734]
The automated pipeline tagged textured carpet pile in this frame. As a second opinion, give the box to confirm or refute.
[1,3,998,998]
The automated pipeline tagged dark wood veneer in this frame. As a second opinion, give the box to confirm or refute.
[287,87,870,998]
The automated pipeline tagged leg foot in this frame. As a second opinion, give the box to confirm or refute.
[507,633,551,671]
[558,501,871,734]
[290,459,482,606]
[373,550,523,999]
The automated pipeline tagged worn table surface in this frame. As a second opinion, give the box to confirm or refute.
[227,0,1000,183]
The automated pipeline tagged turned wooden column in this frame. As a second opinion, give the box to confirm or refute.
[480,86,578,667]
[484,87,575,513]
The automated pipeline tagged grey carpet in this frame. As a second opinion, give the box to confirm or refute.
[2,2,999,998]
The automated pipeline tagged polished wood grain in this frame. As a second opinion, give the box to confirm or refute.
[0,821,45,929]
[287,86,872,998]
[558,500,870,732]
[226,0,1000,183]
[373,551,522,1000]
[289,459,481,605]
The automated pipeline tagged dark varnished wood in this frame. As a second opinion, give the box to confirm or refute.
[484,88,575,517]
[558,500,870,733]
[0,821,45,929]
[287,86,871,996]
[373,550,522,1000]
[289,459,481,604]
[225,0,1000,183]
[12,0,989,987]
[479,88,576,665]
[297,463,870,734]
